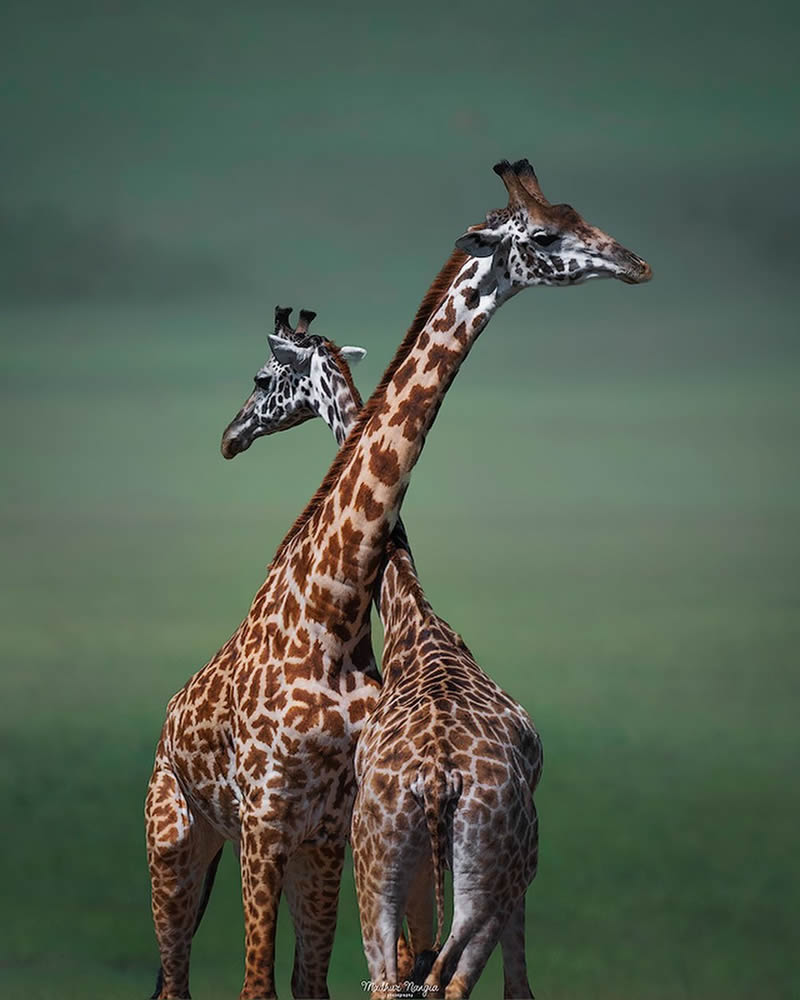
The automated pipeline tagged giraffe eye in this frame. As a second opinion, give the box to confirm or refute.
[254,375,272,391]
[532,232,558,248]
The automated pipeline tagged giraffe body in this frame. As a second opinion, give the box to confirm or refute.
[354,547,541,999]
[147,314,384,995]
[147,159,650,999]
[146,613,381,998]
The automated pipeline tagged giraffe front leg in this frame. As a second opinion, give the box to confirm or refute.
[283,838,346,999]
[239,813,290,1000]
[145,766,223,999]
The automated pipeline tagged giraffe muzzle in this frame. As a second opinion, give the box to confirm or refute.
[221,425,249,459]
[616,249,652,284]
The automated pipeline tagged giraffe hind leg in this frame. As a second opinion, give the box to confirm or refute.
[500,895,533,999]
[424,890,513,999]
[352,800,428,996]
[145,766,224,999]
[403,852,434,978]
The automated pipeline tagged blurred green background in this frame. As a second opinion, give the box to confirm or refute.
[1,1,798,997]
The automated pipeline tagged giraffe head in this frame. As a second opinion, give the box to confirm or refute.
[221,306,367,458]
[455,159,652,290]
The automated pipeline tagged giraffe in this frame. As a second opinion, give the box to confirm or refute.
[221,306,433,974]
[222,307,541,998]
[146,158,650,1000]
[218,305,428,984]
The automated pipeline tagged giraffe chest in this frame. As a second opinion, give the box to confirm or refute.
[226,673,373,839]
[236,641,380,792]
[162,637,380,842]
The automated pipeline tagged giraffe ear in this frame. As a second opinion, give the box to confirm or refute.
[268,334,314,374]
[455,228,502,258]
[340,346,367,366]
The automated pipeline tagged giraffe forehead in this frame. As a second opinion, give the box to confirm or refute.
[260,360,311,389]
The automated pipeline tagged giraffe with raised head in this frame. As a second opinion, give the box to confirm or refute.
[146,158,650,1000]
[222,307,541,998]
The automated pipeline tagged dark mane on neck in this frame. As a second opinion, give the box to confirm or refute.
[270,246,469,566]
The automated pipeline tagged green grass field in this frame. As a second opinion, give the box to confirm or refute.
[2,301,797,998]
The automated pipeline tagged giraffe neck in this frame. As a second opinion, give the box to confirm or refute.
[377,543,433,687]
[299,250,506,605]
[380,539,434,636]
[309,351,433,633]
[309,346,363,447]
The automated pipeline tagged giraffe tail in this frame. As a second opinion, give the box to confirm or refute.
[150,845,224,999]
[418,764,463,953]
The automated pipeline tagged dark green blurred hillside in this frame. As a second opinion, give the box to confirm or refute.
[1,1,798,998]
